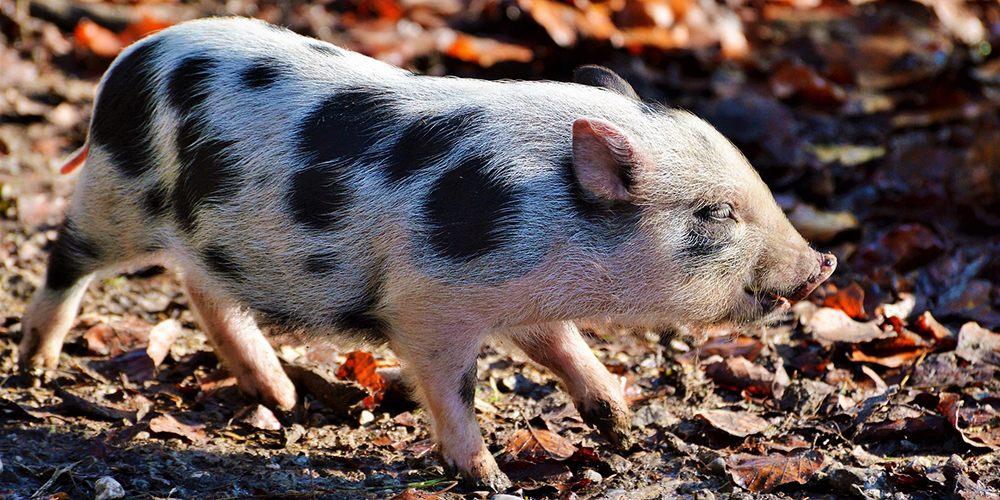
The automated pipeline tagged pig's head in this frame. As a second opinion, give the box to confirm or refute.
[569,84,835,326]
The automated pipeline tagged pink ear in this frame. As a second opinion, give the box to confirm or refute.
[571,118,637,202]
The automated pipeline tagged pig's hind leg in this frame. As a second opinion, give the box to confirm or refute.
[18,220,103,371]
[181,275,297,410]
[507,322,633,449]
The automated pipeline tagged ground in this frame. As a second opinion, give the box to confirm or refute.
[2,0,1000,499]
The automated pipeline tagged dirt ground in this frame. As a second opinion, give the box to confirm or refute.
[2,0,1000,499]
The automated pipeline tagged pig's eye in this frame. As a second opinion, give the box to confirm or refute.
[700,203,735,222]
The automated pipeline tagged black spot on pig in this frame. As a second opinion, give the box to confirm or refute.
[338,292,387,343]
[255,307,311,332]
[201,244,245,283]
[44,219,102,291]
[89,39,163,178]
[287,165,350,231]
[425,156,517,262]
[141,183,169,220]
[173,117,239,232]
[386,110,481,183]
[309,43,342,57]
[304,253,340,275]
[241,59,282,88]
[167,55,217,114]
[459,363,477,408]
[298,87,398,167]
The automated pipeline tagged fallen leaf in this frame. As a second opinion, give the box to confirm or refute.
[908,353,996,389]
[74,19,124,58]
[506,427,577,461]
[0,395,46,421]
[389,488,444,500]
[769,59,846,104]
[938,393,1000,450]
[501,460,574,489]
[704,356,778,397]
[678,334,763,364]
[335,351,387,410]
[809,144,886,166]
[83,322,115,356]
[727,448,825,492]
[955,323,1000,366]
[805,307,890,345]
[848,328,934,368]
[854,224,945,274]
[55,387,135,422]
[875,293,916,321]
[284,364,368,415]
[823,282,866,320]
[697,410,772,437]
[444,33,533,67]
[146,319,181,366]
[149,413,207,444]
[232,404,282,431]
[786,204,858,244]
[912,312,955,344]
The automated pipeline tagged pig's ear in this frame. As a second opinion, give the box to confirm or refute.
[573,65,640,101]
[571,118,640,203]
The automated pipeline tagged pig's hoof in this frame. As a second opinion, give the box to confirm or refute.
[581,399,633,450]
[237,374,298,411]
[461,469,512,493]
[443,453,512,492]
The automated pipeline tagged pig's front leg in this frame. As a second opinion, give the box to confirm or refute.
[390,329,511,492]
[507,322,632,449]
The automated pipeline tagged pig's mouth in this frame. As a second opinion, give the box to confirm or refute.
[743,288,792,315]
[742,253,838,317]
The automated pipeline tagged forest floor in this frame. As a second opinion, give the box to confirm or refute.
[2,0,1000,498]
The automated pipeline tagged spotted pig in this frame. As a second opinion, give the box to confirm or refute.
[18,17,836,491]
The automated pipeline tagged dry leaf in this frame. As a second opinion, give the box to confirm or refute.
[823,282,866,320]
[149,413,207,444]
[232,404,282,431]
[444,33,533,67]
[697,410,772,437]
[505,427,577,461]
[955,323,1000,366]
[336,351,387,410]
[704,356,777,397]
[805,307,890,345]
[786,204,858,243]
[938,393,1000,450]
[728,448,825,492]
[146,319,181,366]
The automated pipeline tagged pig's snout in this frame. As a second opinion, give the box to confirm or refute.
[786,252,837,302]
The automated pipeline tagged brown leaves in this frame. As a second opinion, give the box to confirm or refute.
[148,413,207,444]
[444,34,534,68]
[823,282,867,320]
[704,356,782,398]
[727,448,825,493]
[696,410,772,438]
[516,0,748,56]
[73,15,174,58]
[335,351,386,410]
[506,427,577,461]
